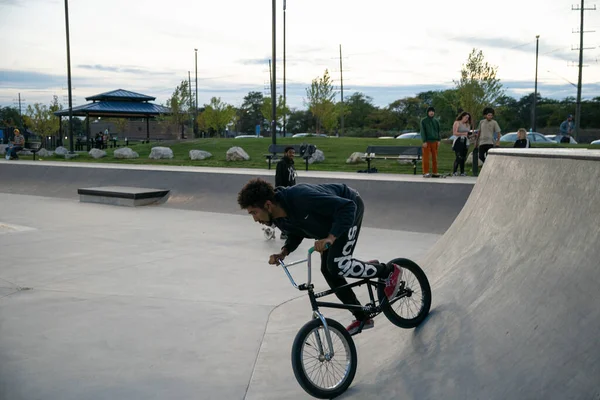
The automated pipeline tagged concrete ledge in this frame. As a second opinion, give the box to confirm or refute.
[78,186,170,207]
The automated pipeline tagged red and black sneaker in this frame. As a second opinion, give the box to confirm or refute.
[346,318,375,335]
[384,263,403,300]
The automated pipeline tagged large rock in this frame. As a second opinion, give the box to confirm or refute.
[346,152,365,164]
[89,148,107,159]
[55,146,69,155]
[149,146,174,160]
[466,151,483,167]
[226,146,250,161]
[189,150,212,160]
[308,149,325,164]
[17,149,32,156]
[0,145,7,155]
[37,148,52,157]
[114,147,139,159]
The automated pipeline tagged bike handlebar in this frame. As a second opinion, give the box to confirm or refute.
[279,245,325,289]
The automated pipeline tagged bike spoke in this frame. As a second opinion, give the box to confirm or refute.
[391,269,425,320]
[301,326,351,390]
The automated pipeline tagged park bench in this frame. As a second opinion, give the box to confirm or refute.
[264,143,316,171]
[25,142,43,160]
[364,145,422,174]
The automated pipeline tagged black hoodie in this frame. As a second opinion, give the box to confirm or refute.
[273,183,360,253]
[275,155,296,187]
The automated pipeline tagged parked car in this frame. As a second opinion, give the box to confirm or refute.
[500,132,556,144]
[591,139,600,146]
[395,132,421,140]
[545,134,578,144]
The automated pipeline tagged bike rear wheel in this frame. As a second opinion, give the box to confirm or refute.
[377,258,431,328]
[291,318,357,399]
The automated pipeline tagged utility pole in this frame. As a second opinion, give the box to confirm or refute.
[18,93,23,116]
[532,35,540,132]
[271,0,277,145]
[64,0,74,153]
[194,48,199,136]
[339,44,345,137]
[572,0,596,141]
[12,93,25,117]
[283,0,287,137]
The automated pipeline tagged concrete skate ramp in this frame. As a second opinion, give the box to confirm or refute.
[246,149,600,399]
[0,162,473,234]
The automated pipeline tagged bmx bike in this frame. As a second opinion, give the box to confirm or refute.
[279,246,431,399]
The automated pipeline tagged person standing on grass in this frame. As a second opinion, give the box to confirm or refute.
[452,112,472,176]
[475,107,501,164]
[420,106,441,177]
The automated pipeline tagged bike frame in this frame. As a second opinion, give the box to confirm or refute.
[279,247,408,357]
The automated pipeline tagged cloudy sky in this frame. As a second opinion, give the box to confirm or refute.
[1,0,599,111]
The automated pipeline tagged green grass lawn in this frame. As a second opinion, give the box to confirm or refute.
[18,137,598,175]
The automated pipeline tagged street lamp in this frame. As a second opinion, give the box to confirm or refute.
[271,0,277,145]
[283,0,287,138]
[64,0,74,153]
[532,35,540,132]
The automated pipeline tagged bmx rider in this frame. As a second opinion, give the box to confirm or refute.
[237,178,403,335]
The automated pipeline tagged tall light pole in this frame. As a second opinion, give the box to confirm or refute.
[282,0,287,137]
[271,0,277,145]
[64,0,74,153]
[194,48,199,136]
[532,35,539,132]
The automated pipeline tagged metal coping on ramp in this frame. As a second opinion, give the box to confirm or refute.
[490,147,600,161]
[77,186,170,207]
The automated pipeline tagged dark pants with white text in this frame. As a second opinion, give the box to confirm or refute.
[320,196,392,321]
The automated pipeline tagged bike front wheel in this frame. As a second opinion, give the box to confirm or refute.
[291,318,357,399]
[377,258,432,328]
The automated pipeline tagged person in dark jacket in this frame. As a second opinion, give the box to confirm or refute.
[237,178,404,335]
[513,128,531,149]
[274,146,297,239]
[275,146,297,187]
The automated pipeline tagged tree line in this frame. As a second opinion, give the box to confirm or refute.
[2,49,598,139]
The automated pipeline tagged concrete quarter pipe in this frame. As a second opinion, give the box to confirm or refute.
[247,148,600,399]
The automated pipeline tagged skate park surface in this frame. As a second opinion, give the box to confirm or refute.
[1,149,598,399]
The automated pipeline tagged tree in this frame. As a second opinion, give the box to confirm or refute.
[165,80,191,138]
[24,96,62,138]
[305,69,336,133]
[425,90,461,132]
[262,95,290,133]
[202,97,236,136]
[344,93,376,129]
[239,91,265,134]
[0,106,24,128]
[388,97,424,131]
[454,49,504,122]
[286,109,313,133]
